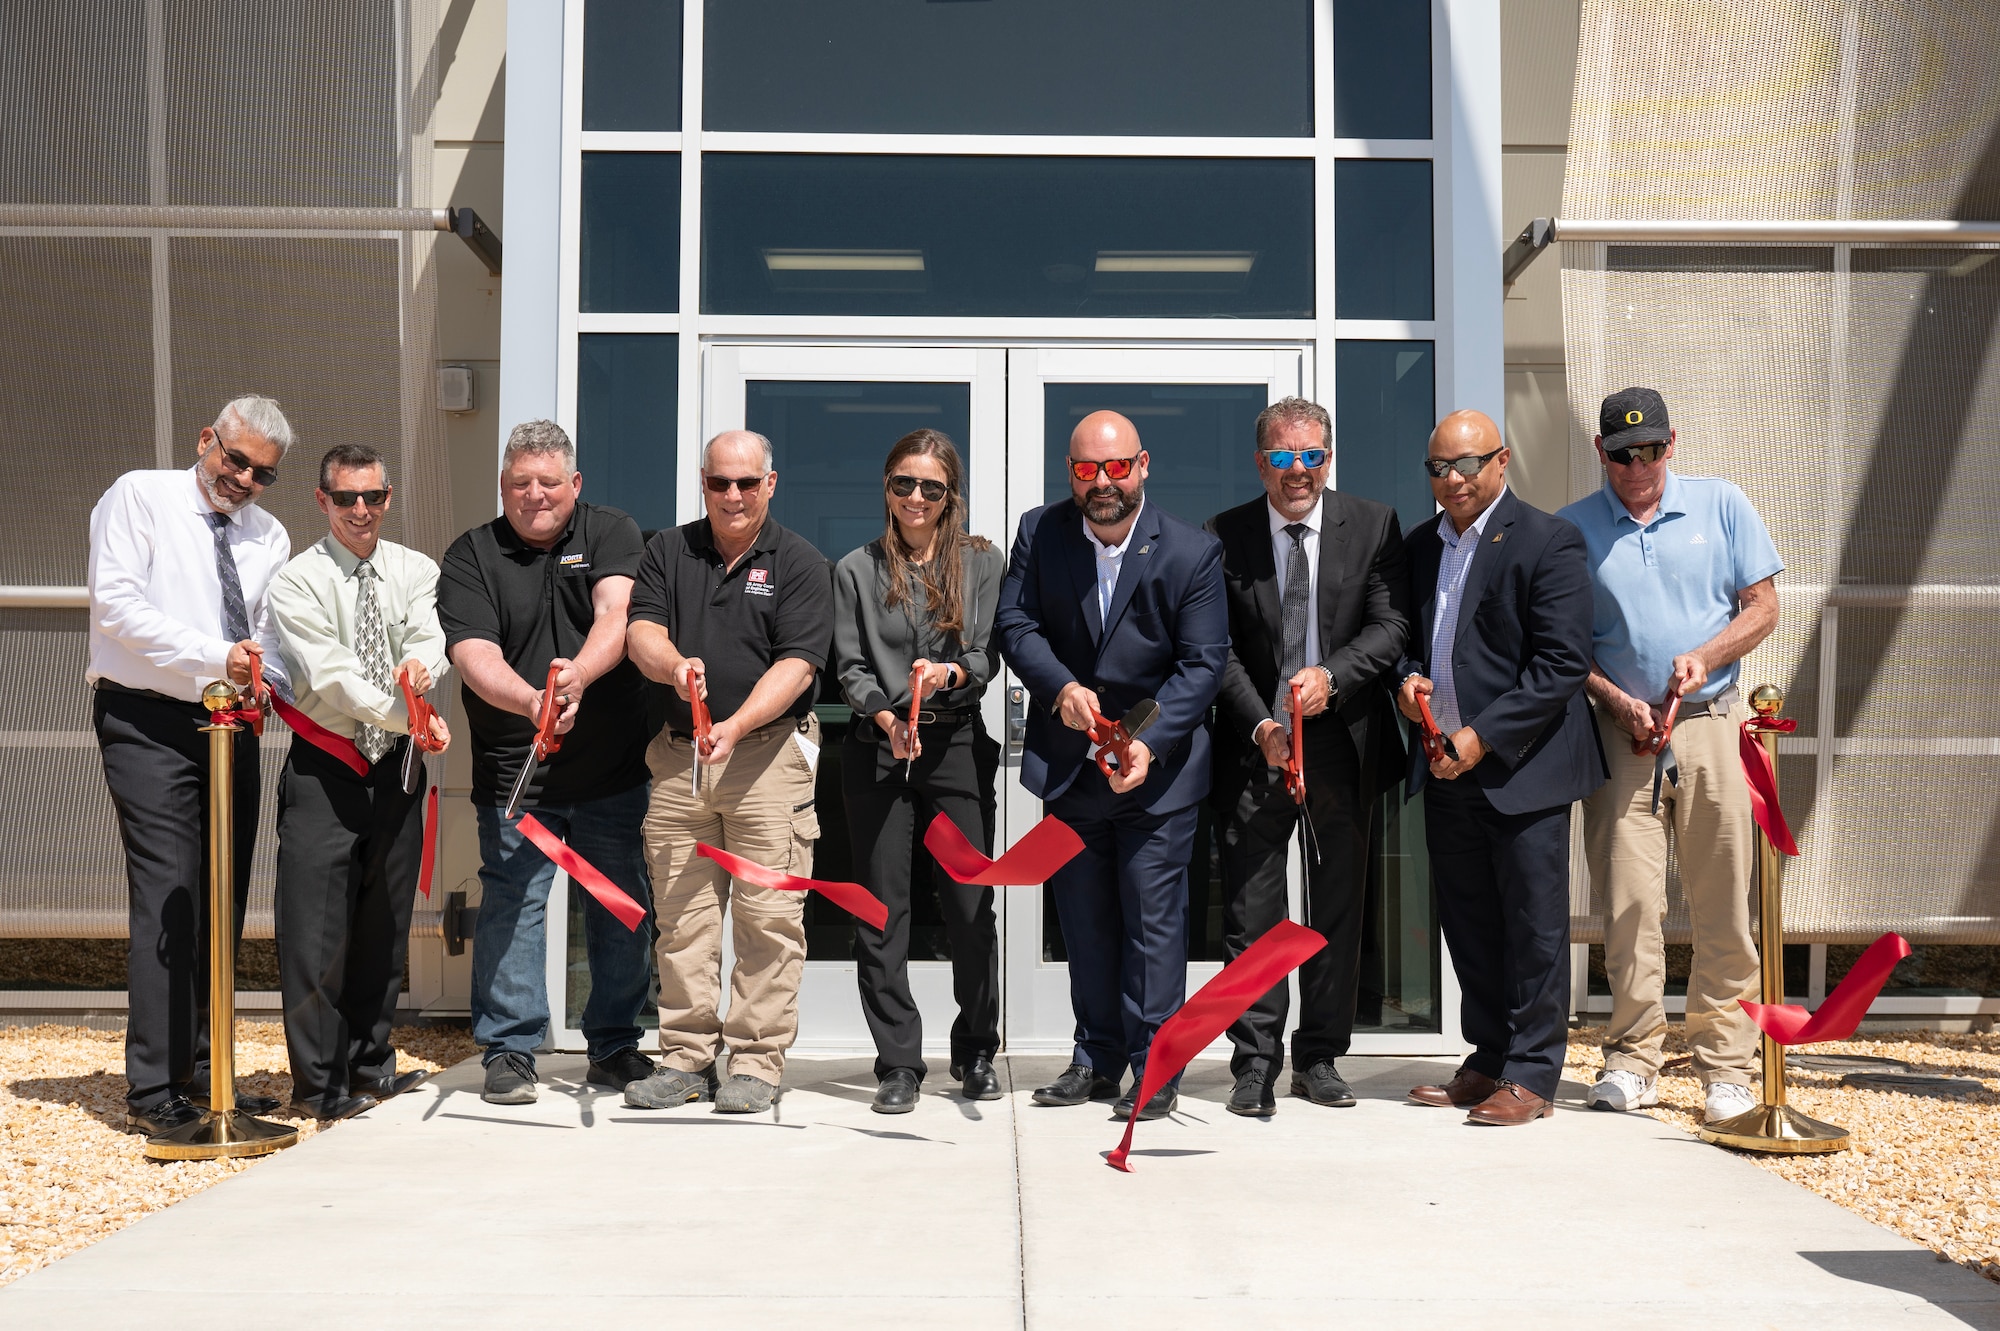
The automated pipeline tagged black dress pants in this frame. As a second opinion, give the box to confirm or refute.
[1219,738,1371,1082]
[93,688,259,1113]
[843,715,1001,1080]
[1423,775,1573,1101]
[274,737,424,1108]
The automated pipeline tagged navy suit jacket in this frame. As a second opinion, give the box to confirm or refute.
[996,499,1229,814]
[1397,489,1606,815]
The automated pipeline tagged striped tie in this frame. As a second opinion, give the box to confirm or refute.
[354,561,394,764]
[205,511,250,644]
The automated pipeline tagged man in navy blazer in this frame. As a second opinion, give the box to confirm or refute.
[996,410,1228,1121]
[1395,409,1605,1125]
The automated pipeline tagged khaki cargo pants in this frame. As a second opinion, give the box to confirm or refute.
[643,715,819,1085]
[1584,698,1760,1086]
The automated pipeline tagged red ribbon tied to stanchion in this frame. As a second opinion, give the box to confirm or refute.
[924,812,1084,885]
[516,813,647,931]
[1741,715,1800,857]
[1107,920,1327,1173]
[696,843,888,931]
[1742,932,1912,1044]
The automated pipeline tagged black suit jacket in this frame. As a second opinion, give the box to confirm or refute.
[1206,491,1411,805]
[1396,489,1606,815]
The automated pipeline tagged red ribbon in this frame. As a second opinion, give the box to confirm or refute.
[269,695,371,777]
[1107,920,1327,1172]
[1742,932,1913,1045]
[417,785,438,900]
[516,813,647,931]
[696,843,889,930]
[924,812,1084,885]
[1740,716,1800,857]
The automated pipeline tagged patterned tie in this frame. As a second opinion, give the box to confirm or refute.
[353,560,394,764]
[1275,523,1310,724]
[205,511,251,645]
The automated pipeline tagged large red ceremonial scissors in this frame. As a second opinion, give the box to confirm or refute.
[399,664,445,794]
[1284,682,1319,878]
[1088,698,1161,779]
[904,661,926,780]
[688,664,712,797]
[243,648,267,736]
[1638,690,1682,813]
[1416,691,1459,764]
[503,663,565,819]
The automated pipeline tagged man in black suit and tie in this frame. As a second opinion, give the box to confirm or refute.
[996,410,1229,1122]
[1396,409,1605,1125]
[1206,397,1410,1116]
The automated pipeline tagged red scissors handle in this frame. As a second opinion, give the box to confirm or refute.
[243,648,266,736]
[1089,711,1134,777]
[1637,691,1683,756]
[532,663,564,761]
[1284,683,1307,804]
[687,665,712,758]
[399,666,444,753]
[1415,692,1447,763]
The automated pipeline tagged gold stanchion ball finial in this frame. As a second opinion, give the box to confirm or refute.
[202,680,240,713]
[1750,683,1785,718]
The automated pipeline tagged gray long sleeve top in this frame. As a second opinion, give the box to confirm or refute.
[832,539,1006,719]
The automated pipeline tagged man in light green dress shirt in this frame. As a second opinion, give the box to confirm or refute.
[270,443,451,1121]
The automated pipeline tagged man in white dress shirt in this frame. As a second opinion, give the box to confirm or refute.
[88,395,295,1135]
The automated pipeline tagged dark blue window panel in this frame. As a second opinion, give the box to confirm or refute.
[703,154,1314,319]
[582,0,683,131]
[1041,383,1268,529]
[576,333,678,533]
[703,0,1309,137]
[1335,159,1433,320]
[1335,340,1435,534]
[1332,0,1431,139]
[580,152,680,313]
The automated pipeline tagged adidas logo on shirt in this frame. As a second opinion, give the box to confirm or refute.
[1690,533,1707,544]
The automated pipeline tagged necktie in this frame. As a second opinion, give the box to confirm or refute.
[205,511,251,645]
[1275,523,1310,723]
[354,560,394,764]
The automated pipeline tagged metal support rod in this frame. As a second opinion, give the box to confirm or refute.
[1498,216,2000,286]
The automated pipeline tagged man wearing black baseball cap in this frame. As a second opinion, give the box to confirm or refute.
[1558,387,1783,1126]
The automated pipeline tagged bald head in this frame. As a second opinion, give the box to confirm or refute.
[1071,410,1140,456]
[1066,410,1147,535]
[1426,408,1509,532]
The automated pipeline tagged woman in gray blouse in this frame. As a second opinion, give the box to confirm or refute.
[832,428,1006,1114]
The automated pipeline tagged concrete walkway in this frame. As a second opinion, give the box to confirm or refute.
[5,1054,1998,1329]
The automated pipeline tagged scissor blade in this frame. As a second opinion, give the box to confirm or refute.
[401,733,423,795]
[1122,698,1162,741]
[503,747,539,821]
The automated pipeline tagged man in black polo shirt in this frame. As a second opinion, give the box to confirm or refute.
[437,419,658,1105]
[621,429,833,1115]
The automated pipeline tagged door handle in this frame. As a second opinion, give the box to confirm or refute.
[1006,685,1027,756]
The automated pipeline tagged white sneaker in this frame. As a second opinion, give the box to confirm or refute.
[1704,1081,1757,1123]
[1586,1068,1659,1111]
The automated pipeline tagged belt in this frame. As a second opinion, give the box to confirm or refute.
[1674,686,1739,719]
[668,714,812,744]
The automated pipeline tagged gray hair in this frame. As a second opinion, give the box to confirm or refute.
[214,394,295,455]
[503,419,576,475]
[319,443,390,492]
[1254,396,1331,451]
[702,430,774,474]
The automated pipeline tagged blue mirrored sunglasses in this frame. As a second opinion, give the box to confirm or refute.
[1261,448,1328,470]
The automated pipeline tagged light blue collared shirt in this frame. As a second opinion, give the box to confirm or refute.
[1430,488,1508,733]
[1082,499,1143,625]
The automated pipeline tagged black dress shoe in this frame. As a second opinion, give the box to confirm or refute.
[1031,1062,1121,1107]
[872,1068,921,1114]
[187,1089,282,1115]
[351,1069,431,1101]
[1226,1071,1276,1117]
[1114,1084,1179,1121]
[288,1092,378,1122]
[1290,1060,1358,1107]
[585,1046,657,1090]
[950,1057,1003,1101]
[125,1095,204,1136]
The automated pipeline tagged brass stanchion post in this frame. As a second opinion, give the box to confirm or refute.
[1698,684,1847,1154]
[145,681,298,1161]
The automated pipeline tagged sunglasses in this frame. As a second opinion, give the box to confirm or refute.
[1605,442,1669,466]
[703,473,768,494]
[325,488,390,509]
[1067,455,1141,483]
[1262,448,1329,471]
[207,441,278,487]
[888,474,948,502]
[1422,447,1505,479]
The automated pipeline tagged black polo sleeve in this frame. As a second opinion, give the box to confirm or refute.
[771,537,834,670]
[592,506,646,582]
[628,527,679,631]
[437,525,501,650]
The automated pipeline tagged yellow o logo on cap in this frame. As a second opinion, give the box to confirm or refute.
[1625,409,1644,425]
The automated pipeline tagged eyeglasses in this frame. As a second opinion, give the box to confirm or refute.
[1067,455,1141,483]
[1422,447,1505,479]
[888,474,948,502]
[1261,448,1328,471]
[206,441,278,487]
[1605,442,1669,466]
[703,473,769,494]
[325,488,390,509]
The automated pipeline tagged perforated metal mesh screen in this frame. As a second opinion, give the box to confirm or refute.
[1562,0,2000,945]
[0,0,449,940]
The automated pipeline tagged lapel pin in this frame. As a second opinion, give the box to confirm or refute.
[1137,545,1150,555]
[1491,532,1504,543]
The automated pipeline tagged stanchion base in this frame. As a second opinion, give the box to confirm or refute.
[1698,1102,1849,1154]
[143,1109,299,1161]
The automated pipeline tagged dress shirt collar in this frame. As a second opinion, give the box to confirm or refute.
[1437,487,1508,549]
[1266,495,1323,539]
[1601,469,1687,528]
[320,534,381,577]
[1083,499,1144,557]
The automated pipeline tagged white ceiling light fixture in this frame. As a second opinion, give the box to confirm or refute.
[761,248,928,294]
[1090,250,1258,295]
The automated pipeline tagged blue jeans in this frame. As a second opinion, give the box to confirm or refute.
[471,784,655,1064]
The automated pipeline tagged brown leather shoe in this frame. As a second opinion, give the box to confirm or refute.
[1408,1067,1498,1108]
[1465,1081,1554,1125]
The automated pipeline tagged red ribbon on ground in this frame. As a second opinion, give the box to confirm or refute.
[924,813,1084,886]
[1742,931,1913,1045]
[697,843,889,931]
[1740,716,1800,856]
[517,813,647,931]
[417,785,438,900]
[1107,920,1328,1173]
[269,695,370,776]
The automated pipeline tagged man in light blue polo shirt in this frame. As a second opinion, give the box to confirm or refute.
[1559,387,1781,1126]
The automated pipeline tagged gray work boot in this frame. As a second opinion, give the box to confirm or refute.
[481,1052,538,1105]
[624,1064,718,1109]
[713,1073,779,1114]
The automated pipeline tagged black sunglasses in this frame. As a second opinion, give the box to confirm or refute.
[1605,442,1669,466]
[888,474,948,502]
[703,473,768,494]
[325,488,390,509]
[1422,447,1504,479]
[208,441,278,487]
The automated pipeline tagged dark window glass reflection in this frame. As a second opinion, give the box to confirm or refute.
[1332,0,1431,139]
[703,0,1310,137]
[575,333,678,533]
[703,154,1314,319]
[1334,159,1433,319]
[1335,340,1434,533]
[1040,383,1269,528]
[581,153,680,313]
[582,0,683,131]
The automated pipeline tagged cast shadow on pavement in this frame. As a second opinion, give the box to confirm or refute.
[1799,1250,2000,1329]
